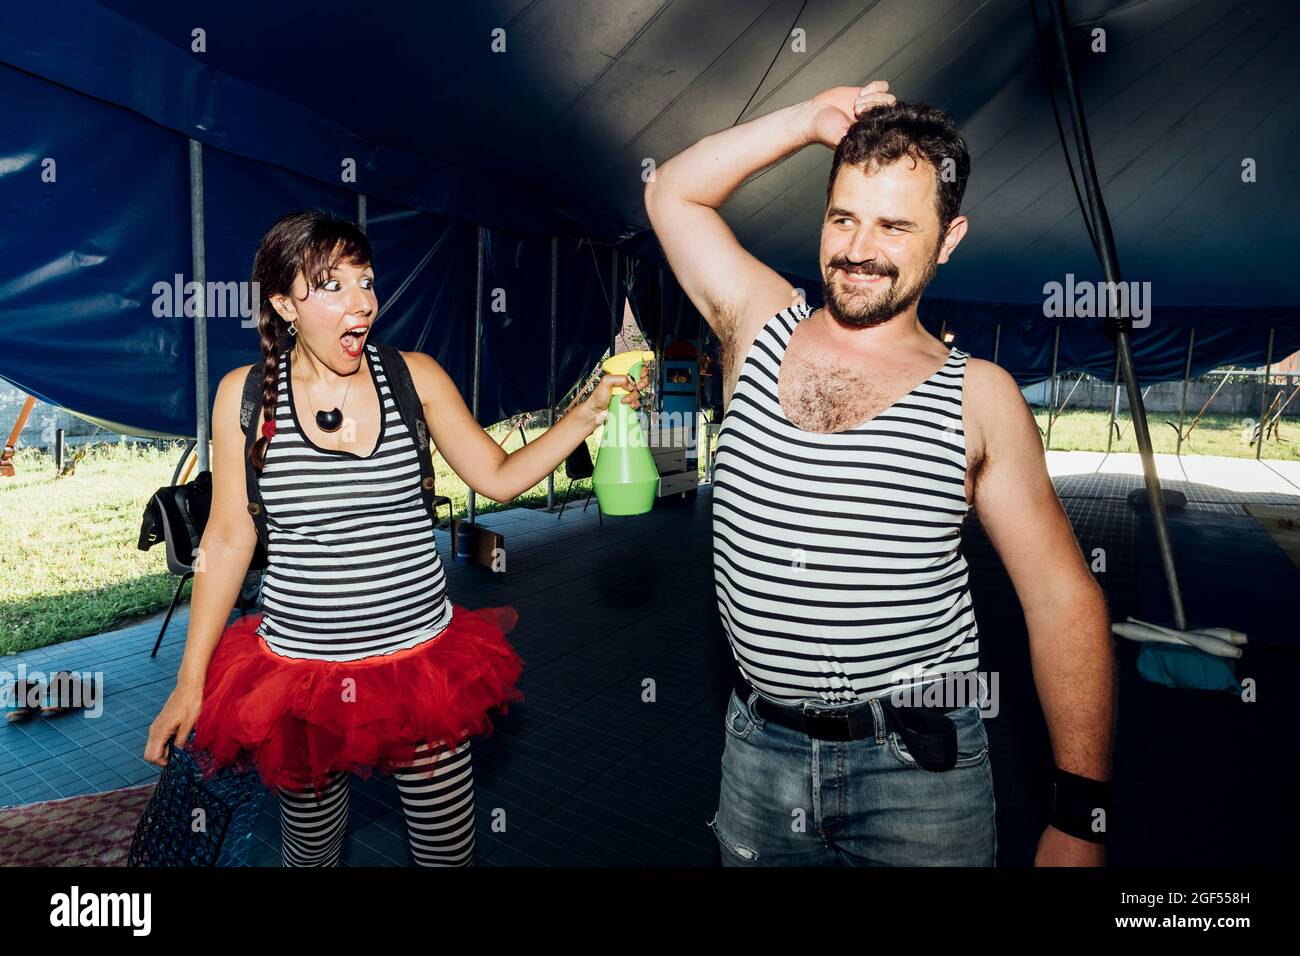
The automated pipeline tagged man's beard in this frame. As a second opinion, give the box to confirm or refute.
[821,246,939,329]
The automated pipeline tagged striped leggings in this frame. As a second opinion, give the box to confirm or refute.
[277,739,476,867]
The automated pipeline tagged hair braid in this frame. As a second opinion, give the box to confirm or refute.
[247,317,290,471]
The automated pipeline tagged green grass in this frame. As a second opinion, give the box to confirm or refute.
[0,426,608,656]
[1032,409,1300,460]
[5,408,1292,656]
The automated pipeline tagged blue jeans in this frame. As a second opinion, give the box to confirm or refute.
[707,689,997,866]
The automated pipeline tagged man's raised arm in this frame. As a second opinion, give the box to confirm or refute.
[643,81,896,345]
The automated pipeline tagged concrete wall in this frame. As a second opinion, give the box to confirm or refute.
[1023,375,1300,417]
[0,381,132,450]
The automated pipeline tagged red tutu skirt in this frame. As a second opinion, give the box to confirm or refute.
[189,604,524,797]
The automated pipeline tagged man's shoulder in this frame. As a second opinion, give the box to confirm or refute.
[962,357,1024,409]
[960,357,1037,471]
[730,293,808,350]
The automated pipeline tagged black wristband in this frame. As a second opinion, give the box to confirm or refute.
[1050,767,1111,844]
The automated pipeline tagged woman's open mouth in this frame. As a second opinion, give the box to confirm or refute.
[340,324,368,357]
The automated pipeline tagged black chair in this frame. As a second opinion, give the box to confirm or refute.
[556,441,602,527]
[138,468,268,658]
[431,493,453,530]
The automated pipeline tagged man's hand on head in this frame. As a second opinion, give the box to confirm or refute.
[809,80,895,148]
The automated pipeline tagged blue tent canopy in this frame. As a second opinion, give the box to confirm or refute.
[1,0,1297,434]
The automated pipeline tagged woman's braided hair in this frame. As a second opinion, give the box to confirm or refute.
[247,209,373,471]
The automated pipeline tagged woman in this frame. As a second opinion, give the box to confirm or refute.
[143,209,648,866]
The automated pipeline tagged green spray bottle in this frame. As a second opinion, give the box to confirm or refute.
[591,350,658,515]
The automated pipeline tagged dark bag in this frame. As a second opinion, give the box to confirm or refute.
[138,471,211,558]
[239,343,443,552]
[127,734,264,867]
[139,468,269,573]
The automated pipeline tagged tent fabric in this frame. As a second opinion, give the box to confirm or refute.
[1,0,1298,435]
[625,257,1300,388]
[479,231,620,426]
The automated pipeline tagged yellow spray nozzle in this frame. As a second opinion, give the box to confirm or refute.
[603,350,655,393]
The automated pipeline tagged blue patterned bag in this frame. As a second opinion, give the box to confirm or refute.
[127,734,265,867]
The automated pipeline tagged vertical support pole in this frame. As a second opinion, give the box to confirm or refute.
[1257,327,1275,461]
[469,226,485,522]
[188,139,210,474]
[1105,349,1120,455]
[357,194,367,233]
[1049,0,1185,627]
[547,237,557,510]
[1176,328,1195,456]
[991,323,1001,365]
[1045,325,1061,451]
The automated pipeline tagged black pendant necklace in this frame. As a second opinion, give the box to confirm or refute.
[316,404,346,432]
[293,349,355,433]
[313,373,353,432]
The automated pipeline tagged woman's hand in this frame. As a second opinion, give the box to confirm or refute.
[808,80,896,148]
[576,362,652,431]
[143,681,205,767]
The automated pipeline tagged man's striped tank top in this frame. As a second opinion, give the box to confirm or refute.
[712,300,978,705]
[255,342,454,661]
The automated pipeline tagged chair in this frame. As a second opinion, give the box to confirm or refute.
[140,471,268,658]
[556,441,602,527]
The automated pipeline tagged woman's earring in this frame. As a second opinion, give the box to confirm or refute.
[287,321,297,337]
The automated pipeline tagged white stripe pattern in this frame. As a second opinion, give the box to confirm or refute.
[256,342,453,659]
[712,300,979,704]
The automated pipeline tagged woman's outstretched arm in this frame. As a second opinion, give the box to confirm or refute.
[404,350,650,502]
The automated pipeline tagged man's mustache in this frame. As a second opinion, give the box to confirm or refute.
[826,257,898,279]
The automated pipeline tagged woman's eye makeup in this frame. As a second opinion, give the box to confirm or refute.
[316,276,374,292]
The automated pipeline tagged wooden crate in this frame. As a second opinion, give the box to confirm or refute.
[450,518,507,572]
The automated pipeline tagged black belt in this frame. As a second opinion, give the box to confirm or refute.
[732,668,961,771]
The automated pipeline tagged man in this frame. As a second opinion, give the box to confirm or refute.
[644,81,1113,866]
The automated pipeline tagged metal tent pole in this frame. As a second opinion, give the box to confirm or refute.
[1256,327,1275,461]
[1176,329,1195,456]
[469,226,484,522]
[188,139,210,474]
[1049,0,1186,628]
[547,237,557,510]
[1105,350,1120,456]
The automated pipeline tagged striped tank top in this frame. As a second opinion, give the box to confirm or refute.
[255,342,454,660]
[712,300,978,705]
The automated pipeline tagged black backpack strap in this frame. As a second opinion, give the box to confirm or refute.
[239,362,270,554]
[374,344,440,526]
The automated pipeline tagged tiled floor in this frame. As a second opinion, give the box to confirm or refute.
[4,453,1299,866]
[2,489,729,866]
